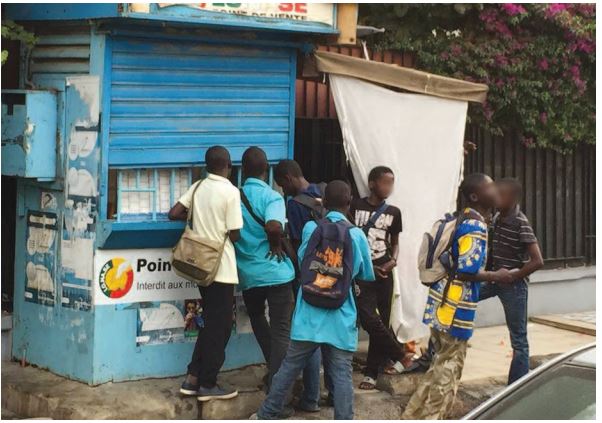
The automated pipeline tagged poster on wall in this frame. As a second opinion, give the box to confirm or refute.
[61,202,96,312]
[24,211,58,306]
[61,76,101,312]
[95,249,252,346]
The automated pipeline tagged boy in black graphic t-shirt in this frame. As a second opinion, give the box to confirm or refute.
[350,166,415,390]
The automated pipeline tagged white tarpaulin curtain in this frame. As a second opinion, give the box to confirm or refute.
[330,75,467,342]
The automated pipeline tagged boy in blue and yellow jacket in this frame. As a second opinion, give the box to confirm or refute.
[403,174,513,420]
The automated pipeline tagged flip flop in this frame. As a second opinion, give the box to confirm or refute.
[358,376,377,390]
[384,359,420,375]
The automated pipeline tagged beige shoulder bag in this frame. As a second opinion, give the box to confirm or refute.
[172,180,229,287]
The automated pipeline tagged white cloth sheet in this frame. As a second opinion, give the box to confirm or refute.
[329,75,467,342]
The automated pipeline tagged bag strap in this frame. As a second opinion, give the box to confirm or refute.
[361,201,388,235]
[186,180,204,228]
[441,209,480,301]
[292,193,321,211]
[188,179,229,242]
[240,188,265,227]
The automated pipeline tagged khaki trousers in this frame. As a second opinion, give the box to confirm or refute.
[402,328,468,420]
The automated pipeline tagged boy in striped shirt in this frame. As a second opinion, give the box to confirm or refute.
[482,178,544,384]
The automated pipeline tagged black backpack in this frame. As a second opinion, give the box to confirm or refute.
[299,219,354,309]
[292,182,327,221]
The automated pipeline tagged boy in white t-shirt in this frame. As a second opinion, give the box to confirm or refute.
[168,146,243,402]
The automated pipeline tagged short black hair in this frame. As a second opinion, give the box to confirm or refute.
[498,177,522,199]
[205,146,231,173]
[274,159,303,179]
[368,166,394,182]
[242,146,268,178]
[324,180,351,210]
[460,173,489,202]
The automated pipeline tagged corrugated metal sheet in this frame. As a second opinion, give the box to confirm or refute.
[29,27,91,88]
[296,45,414,119]
[108,36,296,167]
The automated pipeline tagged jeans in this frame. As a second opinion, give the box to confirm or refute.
[187,282,234,388]
[242,282,294,388]
[357,274,405,379]
[258,341,354,420]
[479,280,529,384]
[292,278,325,407]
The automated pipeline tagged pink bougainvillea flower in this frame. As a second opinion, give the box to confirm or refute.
[546,3,568,17]
[501,3,526,16]
[538,59,549,70]
[540,112,548,125]
[522,136,535,147]
[495,54,509,67]
[570,65,581,78]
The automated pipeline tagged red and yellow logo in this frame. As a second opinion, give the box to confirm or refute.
[99,258,134,299]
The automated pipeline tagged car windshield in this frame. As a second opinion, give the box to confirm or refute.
[477,364,595,420]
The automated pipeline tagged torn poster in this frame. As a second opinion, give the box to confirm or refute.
[25,211,58,306]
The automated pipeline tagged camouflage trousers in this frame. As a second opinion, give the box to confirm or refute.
[401,328,468,420]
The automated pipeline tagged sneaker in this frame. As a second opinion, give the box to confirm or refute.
[180,380,200,396]
[279,406,295,419]
[197,384,239,402]
[295,400,321,413]
[253,406,294,420]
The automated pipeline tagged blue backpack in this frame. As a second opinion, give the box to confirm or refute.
[299,219,354,309]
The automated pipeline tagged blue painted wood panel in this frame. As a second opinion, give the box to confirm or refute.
[108,36,296,167]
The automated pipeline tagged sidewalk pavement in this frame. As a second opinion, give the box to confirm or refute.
[1,321,595,420]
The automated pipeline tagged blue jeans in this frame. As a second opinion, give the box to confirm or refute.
[479,280,529,384]
[258,340,354,420]
[299,349,321,410]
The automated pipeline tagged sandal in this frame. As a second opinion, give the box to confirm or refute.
[358,376,377,390]
[384,358,420,375]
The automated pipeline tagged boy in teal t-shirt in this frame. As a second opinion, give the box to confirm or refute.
[235,147,296,389]
[256,180,375,420]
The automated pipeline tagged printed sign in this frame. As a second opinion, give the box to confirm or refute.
[25,211,58,306]
[150,3,335,26]
[94,249,201,305]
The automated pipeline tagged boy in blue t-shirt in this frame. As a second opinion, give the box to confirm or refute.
[256,180,375,420]
[235,147,296,390]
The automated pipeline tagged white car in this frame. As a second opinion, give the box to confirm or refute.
[463,343,595,420]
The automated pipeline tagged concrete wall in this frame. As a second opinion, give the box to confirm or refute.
[475,266,596,327]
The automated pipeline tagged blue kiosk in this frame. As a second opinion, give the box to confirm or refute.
[2,3,346,385]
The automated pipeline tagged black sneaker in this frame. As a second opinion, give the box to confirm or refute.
[197,384,239,402]
[180,380,200,396]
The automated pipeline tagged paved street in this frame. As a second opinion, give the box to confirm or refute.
[2,320,594,420]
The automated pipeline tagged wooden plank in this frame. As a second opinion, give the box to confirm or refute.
[305,81,317,118]
[336,3,358,45]
[555,151,565,259]
[535,148,546,257]
[530,315,595,336]
[482,130,493,177]
[545,149,555,258]
[523,145,535,224]
[295,80,305,117]
[565,150,575,257]
[316,80,328,118]
[574,147,584,257]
